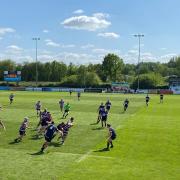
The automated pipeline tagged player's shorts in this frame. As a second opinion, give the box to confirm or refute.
[65,110,69,113]
[146,100,149,103]
[106,106,111,110]
[19,130,25,136]
[101,116,107,121]
[111,135,116,140]
[124,104,128,108]
[45,135,53,142]
[36,108,40,111]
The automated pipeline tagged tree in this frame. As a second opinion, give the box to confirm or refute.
[131,73,164,89]
[102,54,124,82]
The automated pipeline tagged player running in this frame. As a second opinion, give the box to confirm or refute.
[105,99,112,112]
[77,91,81,101]
[160,94,164,103]
[35,101,41,116]
[106,124,116,150]
[101,109,108,127]
[123,98,129,112]
[62,102,71,118]
[69,89,72,96]
[9,93,14,104]
[37,111,52,137]
[97,103,105,124]
[14,117,29,142]
[59,99,64,112]
[40,122,63,153]
[146,95,150,106]
[36,108,48,130]
[57,117,74,145]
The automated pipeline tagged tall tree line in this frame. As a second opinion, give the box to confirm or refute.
[0,54,180,88]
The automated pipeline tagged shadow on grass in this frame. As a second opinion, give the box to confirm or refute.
[49,142,61,147]
[29,151,44,156]
[92,127,104,130]
[93,148,109,152]
[29,135,43,140]
[9,140,20,145]
[90,122,97,125]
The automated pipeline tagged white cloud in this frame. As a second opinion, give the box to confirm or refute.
[128,50,138,55]
[6,45,23,54]
[43,29,49,33]
[97,32,120,39]
[38,54,54,61]
[45,39,60,47]
[81,44,94,49]
[17,55,34,62]
[73,9,84,14]
[54,52,99,64]
[160,47,167,50]
[45,39,75,48]
[93,13,110,19]
[62,44,75,48]
[0,27,15,35]
[160,53,177,61]
[92,48,121,55]
[61,15,111,31]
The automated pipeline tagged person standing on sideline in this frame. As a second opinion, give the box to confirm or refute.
[59,99,65,112]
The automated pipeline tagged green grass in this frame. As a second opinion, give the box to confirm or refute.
[0,91,179,180]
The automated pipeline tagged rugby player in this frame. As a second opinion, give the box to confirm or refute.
[106,124,116,150]
[105,99,112,112]
[123,98,129,112]
[14,117,29,142]
[35,101,41,116]
[101,109,108,127]
[160,93,164,103]
[59,99,64,112]
[77,91,81,101]
[40,122,63,153]
[57,117,74,145]
[69,89,72,96]
[97,103,105,124]
[37,111,52,138]
[146,95,150,106]
[62,102,71,118]
[36,108,48,130]
[9,93,14,104]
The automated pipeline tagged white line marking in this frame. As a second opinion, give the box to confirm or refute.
[76,150,92,163]
[52,151,114,161]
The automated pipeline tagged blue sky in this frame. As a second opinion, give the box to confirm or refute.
[0,0,179,64]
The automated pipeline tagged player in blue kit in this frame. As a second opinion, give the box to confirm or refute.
[101,109,108,127]
[57,117,74,145]
[123,98,129,112]
[9,93,14,104]
[97,103,105,124]
[106,124,116,150]
[160,94,164,103]
[35,101,41,116]
[105,99,112,112]
[40,122,62,153]
[146,95,150,106]
[77,91,81,101]
[14,117,29,142]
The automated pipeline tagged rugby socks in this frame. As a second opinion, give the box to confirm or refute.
[107,142,110,149]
